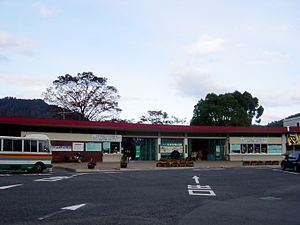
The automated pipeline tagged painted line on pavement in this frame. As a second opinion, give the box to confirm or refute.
[272,169,299,175]
[38,203,86,221]
[0,184,23,190]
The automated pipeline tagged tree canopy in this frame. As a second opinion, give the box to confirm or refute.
[43,72,121,121]
[190,91,264,126]
[139,110,186,125]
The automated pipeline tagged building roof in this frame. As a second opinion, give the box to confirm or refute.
[0,116,294,134]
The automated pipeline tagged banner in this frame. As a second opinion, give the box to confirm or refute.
[160,142,183,155]
[136,145,140,158]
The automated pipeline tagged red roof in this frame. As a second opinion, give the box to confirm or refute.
[0,116,289,133]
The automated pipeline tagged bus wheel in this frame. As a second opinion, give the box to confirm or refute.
[33,163,44,173]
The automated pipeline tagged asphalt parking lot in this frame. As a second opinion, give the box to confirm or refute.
[1,167,300,225]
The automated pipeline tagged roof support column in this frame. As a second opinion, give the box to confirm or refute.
[157,133,161,160]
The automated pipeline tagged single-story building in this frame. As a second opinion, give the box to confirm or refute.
[0,116,299,162]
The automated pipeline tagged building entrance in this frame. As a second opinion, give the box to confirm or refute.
[189,139,226,160]
[122,138,157,161]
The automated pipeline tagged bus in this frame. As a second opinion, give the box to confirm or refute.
[0,134,52,173]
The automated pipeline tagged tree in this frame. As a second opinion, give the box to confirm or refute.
[139,110,186,125]
[190,91,264,126]
[43,72,121,121]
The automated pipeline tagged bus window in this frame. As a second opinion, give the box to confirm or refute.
[39,140,50,152]
[4,139,13,151]
[31,140,37,152]
[13,140,22,152]
[24,140,30,152]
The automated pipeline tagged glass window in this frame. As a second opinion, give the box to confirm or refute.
[31,140,37,152]
[4,139,12,151]
[261,144,267,153]
[241,144,247,154]
[254,144,260,153]
[13,140,22,152]
[24,140,30,152]
[38,140,50,152]
[248,144,254,153]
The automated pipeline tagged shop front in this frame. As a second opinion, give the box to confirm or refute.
[21,132,122,162]
[229,137,284,161]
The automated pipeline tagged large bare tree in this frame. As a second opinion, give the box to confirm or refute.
[43,72,121,121]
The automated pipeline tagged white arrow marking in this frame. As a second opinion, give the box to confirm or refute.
[61,203,86,211]
[0,184,23,190]
[192,176,200,184]
[38,203,86,220]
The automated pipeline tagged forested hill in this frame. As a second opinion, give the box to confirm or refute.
[0,97,84,120]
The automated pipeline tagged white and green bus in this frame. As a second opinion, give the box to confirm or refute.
[0,134,52,173]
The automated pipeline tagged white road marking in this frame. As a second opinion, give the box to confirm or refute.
[103,172,122,174]
[188,176,216,196]
[0,174,11,177]
[61,203,86,211]
[188,189,216,196]
[272,169,299,175]
[0,184,23,190]
[34,173,89,182]
[23,173,52,176]
[38,203,86,220]
[192,176,200,184]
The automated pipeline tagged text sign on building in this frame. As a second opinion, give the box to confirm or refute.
[287,134,300,145]
[52,146,72,151]
[160,142,183,155]
[86,142,102,151]
[73,142,84,151]
[240,137,268,144]
[92,135,122,142]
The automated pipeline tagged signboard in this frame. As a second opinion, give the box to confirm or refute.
[160,142,183,155]
[92,135,122,142]
[287,134,300,145]
[72,142,84,151]
[52,146,72,151]
[85,142,102,151]
[136,145,140,158]
[240,137,268,144]
[267,144,282,154]
[216,145,221,157]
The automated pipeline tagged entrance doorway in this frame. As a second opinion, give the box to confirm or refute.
[189,139,226,160]
[122,138,157,161]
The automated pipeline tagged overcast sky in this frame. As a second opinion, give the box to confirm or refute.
[1,0,300,124]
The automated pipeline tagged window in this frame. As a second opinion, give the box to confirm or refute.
[248,144,254,153]
[261,144,267,153]
[38,140,50,152]
[241,144,247,154]
[254,144,260,153]
[4,139,12,151]
[24,140,30,152]
[0,139,2,151]
[13,140,22,152]
[31,140,37,152]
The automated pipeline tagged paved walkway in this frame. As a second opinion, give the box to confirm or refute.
[52,160,279,172]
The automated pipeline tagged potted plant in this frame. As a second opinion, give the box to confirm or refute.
[120,155,127,168]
